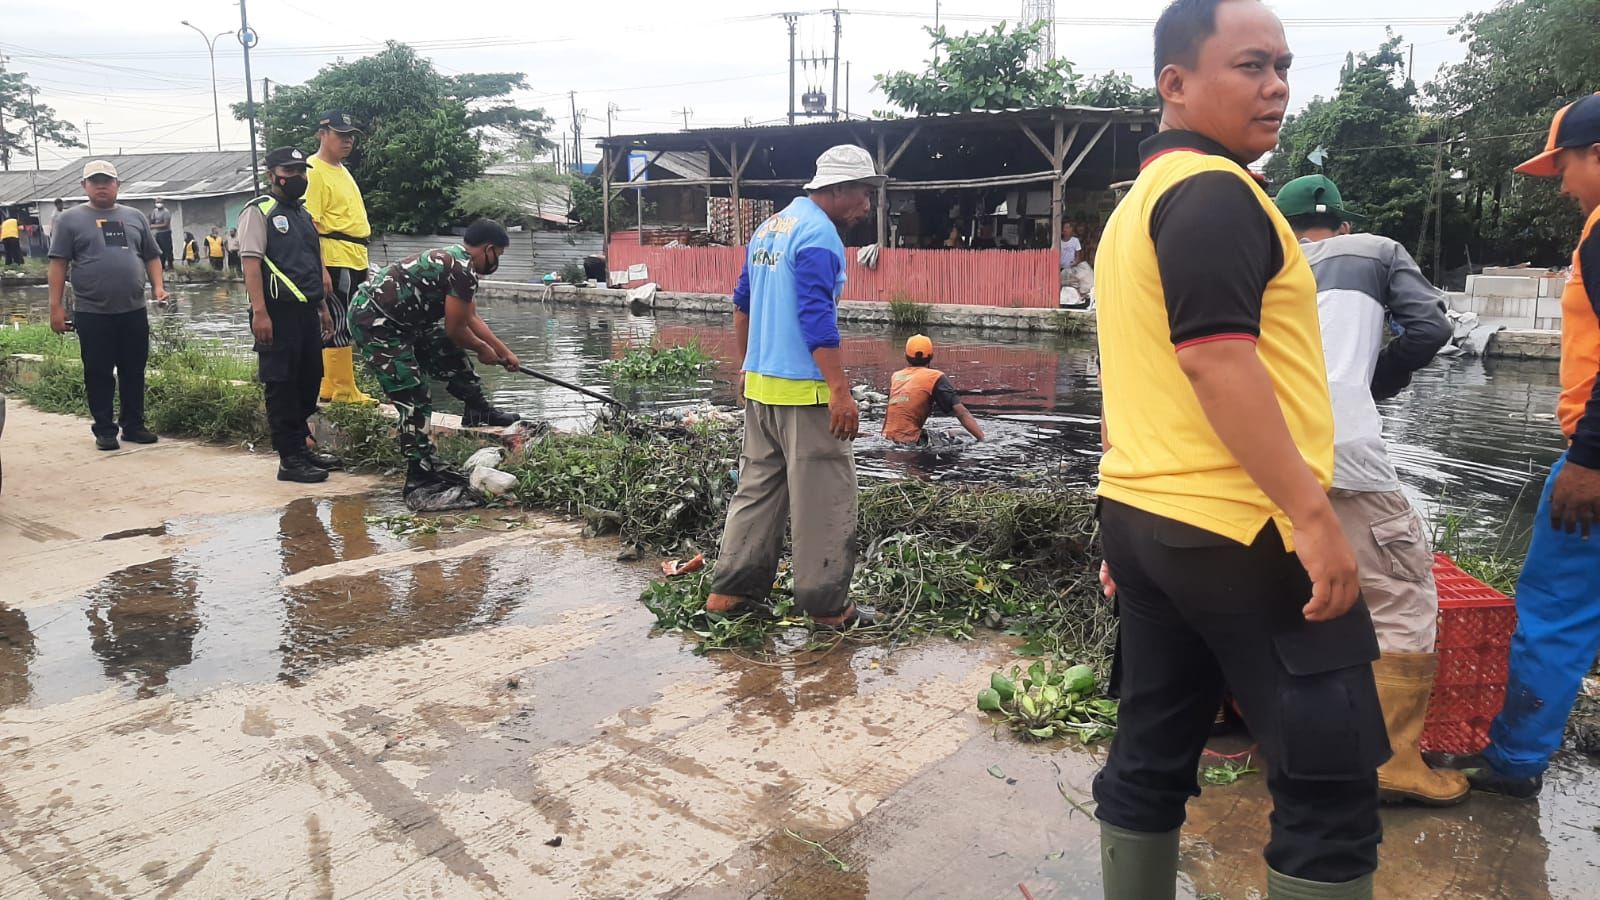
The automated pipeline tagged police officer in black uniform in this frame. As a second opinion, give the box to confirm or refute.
[237,147,340,484]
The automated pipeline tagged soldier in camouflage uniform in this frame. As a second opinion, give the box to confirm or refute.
[349,219,522,495]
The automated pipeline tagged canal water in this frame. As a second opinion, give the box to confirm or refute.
[2,281,1565,536]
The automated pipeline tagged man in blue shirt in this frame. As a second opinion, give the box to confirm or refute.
[704,145,883,630]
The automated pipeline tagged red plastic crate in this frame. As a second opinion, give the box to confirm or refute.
[1420,553,1517,754]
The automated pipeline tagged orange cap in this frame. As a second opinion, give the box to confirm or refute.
[905,334,933,360]
[1516,93,1600,178]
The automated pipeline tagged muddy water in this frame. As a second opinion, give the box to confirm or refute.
[3,281,1565,534]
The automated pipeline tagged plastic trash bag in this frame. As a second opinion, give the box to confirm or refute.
[464,446,504,470]
[470,466,518,497]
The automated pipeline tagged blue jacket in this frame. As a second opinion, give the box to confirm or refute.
[732,196,845,381]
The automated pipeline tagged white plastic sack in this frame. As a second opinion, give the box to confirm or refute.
[470,465,519,497]
[464,447,504,470]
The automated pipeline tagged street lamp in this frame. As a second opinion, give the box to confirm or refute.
[180,20,231,152]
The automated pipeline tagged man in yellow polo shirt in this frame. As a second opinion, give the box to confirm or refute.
[306,109,375,404]
[1091,2,1385,898]
[701,145,883,631]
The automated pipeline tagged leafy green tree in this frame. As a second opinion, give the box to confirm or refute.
[875,22,1080,116]
[1429,0,1600,265]
[1266,34,1469,270]
[237,42,553,233]
[1073,72,1158,109]
[0,70,84,170]
[457,143,575,227]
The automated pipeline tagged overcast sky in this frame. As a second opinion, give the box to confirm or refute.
[2,0,1494,171]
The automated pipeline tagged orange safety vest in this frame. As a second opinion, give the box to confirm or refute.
[883,366,945,443]
[1559,206,1600,442]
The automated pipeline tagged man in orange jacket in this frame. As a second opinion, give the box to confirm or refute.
[882,334,984,445]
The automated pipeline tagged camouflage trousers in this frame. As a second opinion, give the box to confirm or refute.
[350,308,489,466]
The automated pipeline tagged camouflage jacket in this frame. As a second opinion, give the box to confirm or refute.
[360,244,479,330]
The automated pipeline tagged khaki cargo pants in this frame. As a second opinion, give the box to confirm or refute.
[711,400,857,617]
[1330,488,1438,653]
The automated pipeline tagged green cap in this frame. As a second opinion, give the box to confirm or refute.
[1273,174,1366,222]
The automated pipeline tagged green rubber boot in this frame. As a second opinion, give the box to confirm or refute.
[1099,821,1179,900]
[1267,868,1374,899]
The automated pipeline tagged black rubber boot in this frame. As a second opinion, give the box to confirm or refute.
[278,455,330,484]
[462,405,522,428]
[1099,822,1179,900]
[96,434,121,452]
[301,450,344,471]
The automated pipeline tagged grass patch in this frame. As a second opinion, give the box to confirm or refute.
[1052,310,1092,336]
[600,340,713,383]
[0,257,49,277]
[888,296,932,328]
[1431,502,1529,596]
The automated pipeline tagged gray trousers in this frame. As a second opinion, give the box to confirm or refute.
[712,400,857,617]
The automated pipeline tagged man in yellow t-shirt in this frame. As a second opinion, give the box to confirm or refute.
[1091,2,1383,898]
[305,109,374,404]
[0,212,22,266]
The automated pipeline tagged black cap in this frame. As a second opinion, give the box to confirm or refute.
[318,110,363,133]
[463,218,511,248]
[264,146,309,169]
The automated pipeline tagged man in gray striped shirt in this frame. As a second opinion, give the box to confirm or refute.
[1275,174,1461,807]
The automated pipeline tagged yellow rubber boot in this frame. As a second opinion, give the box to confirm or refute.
[318,349,337,402]
[326,346,375,405]
[1374,651,1470,806]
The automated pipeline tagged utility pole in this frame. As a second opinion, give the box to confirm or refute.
[29,86,40,170]
[0,54,10,172]
[785,13,800,126]
[569,91,585,173]
[1408,43,1415,81]
[830,4,842,121]
[263,77,271,102]
[675,107,693,130]
[85,120,98,157]
[933,0,942,63]
[238,0,262,194]
[845,62,851,119]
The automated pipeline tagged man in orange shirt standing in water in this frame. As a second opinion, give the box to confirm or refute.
[881,334,984,446]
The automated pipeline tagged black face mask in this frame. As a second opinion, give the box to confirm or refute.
[275,174,308,201]
[479,249,501,276]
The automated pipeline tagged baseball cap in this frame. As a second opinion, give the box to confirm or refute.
[804,145,886,191]
[264,146,309,169]
[82,160,119,180]
[318,110,363,133]
[1515,93,1600,177]
[905,334,934,361]
[1273,174,1366,222]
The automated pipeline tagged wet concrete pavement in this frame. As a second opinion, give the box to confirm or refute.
[1,405,1598,898]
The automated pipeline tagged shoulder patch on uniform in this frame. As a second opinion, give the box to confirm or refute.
[272,215,290,234]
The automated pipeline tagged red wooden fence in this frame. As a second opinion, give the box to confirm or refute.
[606,241,1058,308]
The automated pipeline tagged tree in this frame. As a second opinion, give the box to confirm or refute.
[1073,72,1159,109]
[237,43,554,233]
[875,22,1080,116]
[0,70,84,170]
[1428,0,1600,265]
[457,143,575,227]
[1266,35,1459,265]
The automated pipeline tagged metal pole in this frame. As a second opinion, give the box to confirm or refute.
[181,22,226,152]
[85,120,96,157]
[786,14,799,126]
[0,55,10,172]
[831,6,842,121]
[845,62,851,119]
[29,86,40,171]
[238,0,261,194]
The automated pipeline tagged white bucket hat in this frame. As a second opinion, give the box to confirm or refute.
[804,144,886,191]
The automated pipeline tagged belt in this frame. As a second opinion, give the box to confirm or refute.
[321,230,369,246]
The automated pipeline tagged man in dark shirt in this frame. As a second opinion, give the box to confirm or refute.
[882,334,984,445]
[149,199,173,270]
[237,147,339,484]
[48,161,169,451]
[1092,2,1384,898]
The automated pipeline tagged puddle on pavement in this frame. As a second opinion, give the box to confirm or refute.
[0,494,656,710]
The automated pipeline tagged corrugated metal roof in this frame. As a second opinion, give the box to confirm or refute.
[0,170,57,206]
[23,151,258,203]
[598,105,1158,150]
